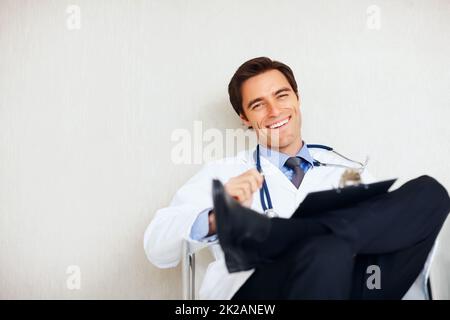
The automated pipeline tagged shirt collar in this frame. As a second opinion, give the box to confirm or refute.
[258,141,315,171]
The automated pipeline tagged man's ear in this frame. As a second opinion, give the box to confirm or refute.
[240,113,251,128]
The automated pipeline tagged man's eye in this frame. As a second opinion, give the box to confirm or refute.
[277,94,288,99]
[252,104,262,109]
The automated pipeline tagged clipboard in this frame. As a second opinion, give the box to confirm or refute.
[292,179,397,218]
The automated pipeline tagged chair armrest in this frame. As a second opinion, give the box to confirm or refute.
[181,237,217,300]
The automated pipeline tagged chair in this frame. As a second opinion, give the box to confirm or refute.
[181,237,438,300]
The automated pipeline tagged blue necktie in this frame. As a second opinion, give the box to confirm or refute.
[285,157,305,188]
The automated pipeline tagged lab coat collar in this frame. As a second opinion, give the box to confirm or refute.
[258,141,315,171]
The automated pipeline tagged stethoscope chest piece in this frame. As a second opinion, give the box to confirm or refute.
[264,209,278,218]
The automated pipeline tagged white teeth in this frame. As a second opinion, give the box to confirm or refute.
[268,118,289,129]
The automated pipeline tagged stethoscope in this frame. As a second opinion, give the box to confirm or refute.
[255,144,368,218]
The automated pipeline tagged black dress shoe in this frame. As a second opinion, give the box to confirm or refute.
[212,179,272,273]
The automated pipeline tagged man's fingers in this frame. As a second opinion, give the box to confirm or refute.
[242,177,258,194]
[226,185,246,201]
[224,169,264,207]
[254,169,265,186]
[236,184,251,201]
[245,169,264,187]
[228,183,251,202]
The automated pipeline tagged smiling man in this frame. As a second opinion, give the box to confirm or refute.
[238,68,302,155]
[144,57,450,299]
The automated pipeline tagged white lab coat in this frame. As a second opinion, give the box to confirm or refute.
[143,146,430,299]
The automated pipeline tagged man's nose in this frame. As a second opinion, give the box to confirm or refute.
[267,102,282,117]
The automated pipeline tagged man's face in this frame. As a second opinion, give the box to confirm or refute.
[240,69,302,153]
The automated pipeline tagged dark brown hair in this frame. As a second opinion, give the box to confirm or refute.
[228,57,299,119]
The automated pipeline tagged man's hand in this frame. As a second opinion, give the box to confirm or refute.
[207,169,264,236]
[224,168,264,207]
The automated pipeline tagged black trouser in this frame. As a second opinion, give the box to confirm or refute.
[232,175,450,299]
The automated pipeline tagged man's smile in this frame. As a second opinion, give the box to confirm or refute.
[266,116,291,129]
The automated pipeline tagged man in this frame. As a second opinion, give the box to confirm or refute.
[144,57,450,299]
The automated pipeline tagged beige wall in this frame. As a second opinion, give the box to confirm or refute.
[0,0,449,299]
